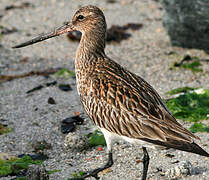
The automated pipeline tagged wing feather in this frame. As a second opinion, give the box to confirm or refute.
[80,57,200,147]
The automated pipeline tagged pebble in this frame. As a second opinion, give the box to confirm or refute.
[0,152,16,160]
[64,132,88,150]
[165,161,199,179]
[26,164,49,180]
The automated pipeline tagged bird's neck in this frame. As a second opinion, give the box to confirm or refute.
[75,30,106,68]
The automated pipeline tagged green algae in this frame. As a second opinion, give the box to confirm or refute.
[88,130,106,146]
[0,123,13,135]
[47,169,61,175]
[171,55,203,73]
[16,177,26,180]
[180,60,202,72]
[68,171,85,180]
[166,87,197,95]
[166,88,209,133]
[53,68,75,79]
[0,155,43,177]
[189,122,209,133]
[166,89,209,122]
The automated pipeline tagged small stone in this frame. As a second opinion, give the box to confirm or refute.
[26,164,49,180]
[47,97,56,104]
[165,161,199,179]
[0,26,18,35]
[61,115,84,134]
[58,84,72,91]
[165,153,175,158]
[0,152,16,160]
[98,167,112,175]
[62,116,84,125]
[31,140,52,154]
[61,123,75,134]
[62,117,77,124]
[64,132,88,150]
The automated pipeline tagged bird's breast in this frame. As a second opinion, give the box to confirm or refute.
[75,66,99,99]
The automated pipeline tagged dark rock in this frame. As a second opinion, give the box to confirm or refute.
[26,164,49,180]
[45,81,57,86]
[62,116,83,125]
[106,0,117,3]
[27,85,43,94]
[61,115,84,134]
[18,154,48,161]
[31,140,52,154]
[26,81,57,94]
[171,160,180,164]
[161,0,209,50]
[165,153,175,158]
[0,118,7,123]
[58,84,72,91]
[47,97,56,104]
[62,117,77,124]
[106,23,143,43]
[106,25,131,43]
[0,69,59,84]
[61,123,75,134]
[0,26,18,35]
[173,55,192,67]
[5,2,33,11]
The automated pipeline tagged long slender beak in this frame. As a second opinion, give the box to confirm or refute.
[13,22,74,48]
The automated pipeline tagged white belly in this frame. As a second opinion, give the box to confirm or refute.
[99,127,159,151]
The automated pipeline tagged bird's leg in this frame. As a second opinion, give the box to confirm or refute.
[86,151,113,179]
[70,151,113,180]
[141,147,150,180]
[70,129,114,180]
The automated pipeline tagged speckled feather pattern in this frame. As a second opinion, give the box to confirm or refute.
[73,6,209,156]
[77,56,198,143]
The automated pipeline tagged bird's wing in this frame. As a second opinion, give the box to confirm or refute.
[81,57,199,145]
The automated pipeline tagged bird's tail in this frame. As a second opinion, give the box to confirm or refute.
[142,138,209,157]
[180,142,209,157]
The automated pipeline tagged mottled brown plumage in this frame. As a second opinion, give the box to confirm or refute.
[73,6,205,153]
[13,5,209,180]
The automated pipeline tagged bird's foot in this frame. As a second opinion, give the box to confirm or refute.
[70,167,106,180]
[70,152,113,180]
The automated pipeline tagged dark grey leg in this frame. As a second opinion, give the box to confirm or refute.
[71,152,113,180]
[142,147,150,180]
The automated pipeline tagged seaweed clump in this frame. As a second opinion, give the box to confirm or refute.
[166,88,209,132]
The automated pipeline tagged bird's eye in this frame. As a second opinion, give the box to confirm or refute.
[77,15,84,20]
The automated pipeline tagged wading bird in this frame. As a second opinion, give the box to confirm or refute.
[13,5,209,180]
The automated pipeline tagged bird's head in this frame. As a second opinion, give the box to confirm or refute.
[72,5,106,34]
[13,5,106,48]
